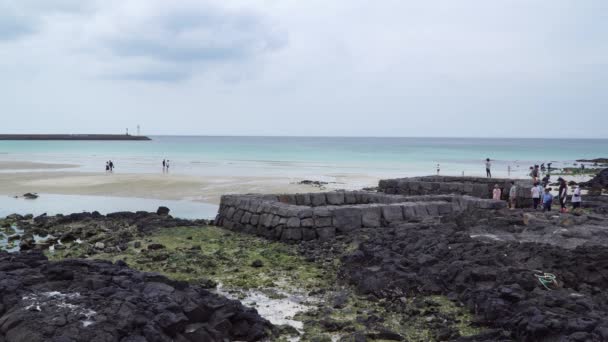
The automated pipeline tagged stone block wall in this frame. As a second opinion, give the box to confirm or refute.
[378,176,534,208]
[216,191,506,242]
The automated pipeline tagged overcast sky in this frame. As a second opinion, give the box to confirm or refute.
[1,0,606,138]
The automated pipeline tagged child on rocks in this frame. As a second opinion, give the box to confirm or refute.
[531,182,542,209]
[543,188,553,212]
[571,184,582,209]
[493,184,502,200]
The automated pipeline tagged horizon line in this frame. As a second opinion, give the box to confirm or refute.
[1,133,607,140]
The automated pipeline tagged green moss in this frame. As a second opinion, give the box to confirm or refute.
[44,226,483,341]
[294,292,481,342]
[56,226,331,291]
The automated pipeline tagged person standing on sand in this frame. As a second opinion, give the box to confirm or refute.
[492,184,502,200]
[543,188,553,212]
[162,159,166,172]
[508,181,517,209]
[531,182,542,209]
[109,160,114,172]
[571,184,582,209]
[105,162,109,173]
[558,178,568,213]
[485,158,492,178]
[166,160,170,171]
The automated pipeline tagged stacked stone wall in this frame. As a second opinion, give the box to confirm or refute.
[378,176,534,208]
[216,191,506,242]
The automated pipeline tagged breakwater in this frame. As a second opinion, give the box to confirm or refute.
[0,134,150,141]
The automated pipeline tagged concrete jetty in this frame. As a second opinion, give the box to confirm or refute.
[0,134,151,141]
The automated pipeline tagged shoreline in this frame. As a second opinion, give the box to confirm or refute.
[0,168,594,205]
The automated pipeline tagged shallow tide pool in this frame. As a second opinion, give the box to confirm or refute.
[0,193,218,219]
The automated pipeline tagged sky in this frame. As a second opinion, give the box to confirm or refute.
[0,0,607,138]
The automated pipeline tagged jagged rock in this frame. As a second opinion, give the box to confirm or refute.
[340,224,608,342]
[23,193,39,199]
[581,168,608,189]
[156,206,170,216]
[147,243,165,250]
[0,251,272,341]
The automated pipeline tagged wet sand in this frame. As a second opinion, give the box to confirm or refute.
[0,161,78,170]
[0,171,378,204]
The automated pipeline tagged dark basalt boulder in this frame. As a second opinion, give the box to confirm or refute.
[156,206,170,216]
[581,168,608,189]
[0,251,272,342]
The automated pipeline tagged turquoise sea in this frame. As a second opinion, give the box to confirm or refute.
[0,136,606,218]
[1,136,606,177]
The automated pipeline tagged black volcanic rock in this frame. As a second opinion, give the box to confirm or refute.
[339,224,608,341]
[156,206,170,216]
[581,168,608,190]
[0,251,272,342]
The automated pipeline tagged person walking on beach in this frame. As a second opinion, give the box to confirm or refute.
[558,177,568,213]
[485,158,492,178]
[571,184,582,209]
[508,181,517,209]
[105,161,110,173]
[492,184,502,201]
[543,188,553,212]
[109,160,114,172]
[531,182,542,209]
[166,160,170,171]
[162,159,166,172]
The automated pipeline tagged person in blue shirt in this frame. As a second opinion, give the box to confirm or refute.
[543,188,553,212]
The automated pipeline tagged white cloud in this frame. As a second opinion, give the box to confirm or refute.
[0,0,606,137]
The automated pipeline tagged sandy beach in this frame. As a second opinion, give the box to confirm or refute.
[0,159,595,205]
[0,161,78,170]
[0,170,379,204]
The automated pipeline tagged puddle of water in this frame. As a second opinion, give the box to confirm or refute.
[0,193,218,219]
[216,284,314,333]
[1,225,24,253]
[0,225,58,253]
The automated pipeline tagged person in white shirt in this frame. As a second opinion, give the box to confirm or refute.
[531,182,542,209]
[571,184,582,209]
[509,181,517,209]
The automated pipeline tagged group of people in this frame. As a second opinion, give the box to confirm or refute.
[493,179,582,213]
[104,159,173,173]
[105,160,115,172]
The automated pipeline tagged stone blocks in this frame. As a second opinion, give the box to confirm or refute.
[378,176,533,208]
[217,190,506,242]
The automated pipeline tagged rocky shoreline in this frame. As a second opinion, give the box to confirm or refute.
[1,172,608,341]
[0,251,272,341]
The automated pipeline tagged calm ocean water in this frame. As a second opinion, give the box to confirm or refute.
[1,136,606,179]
